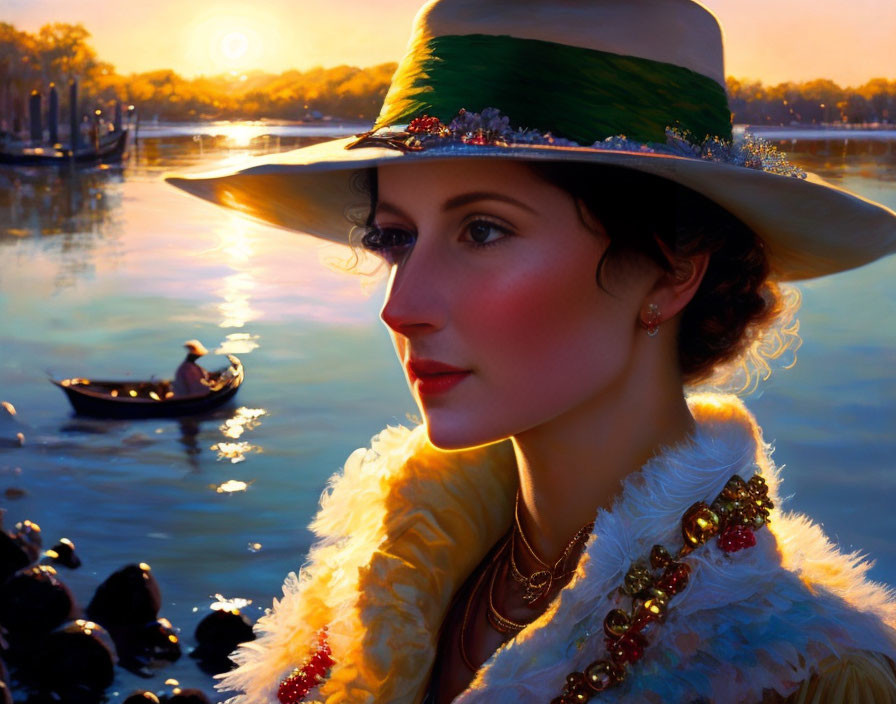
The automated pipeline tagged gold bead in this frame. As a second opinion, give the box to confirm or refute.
[747,474,767,498]
[681,502,720,548]
[603,608,630,638]
[642,597,667,622]
[623,564,652,595]
[721,475,750,501]
[648,586,670,604]
[584,660,625,693]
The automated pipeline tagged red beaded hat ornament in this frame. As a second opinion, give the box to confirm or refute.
[277,629,335,704]
[551,473,773,703]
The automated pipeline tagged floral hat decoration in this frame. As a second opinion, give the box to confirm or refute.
[166,0,896,281]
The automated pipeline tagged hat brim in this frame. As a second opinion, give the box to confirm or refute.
[165,136,896,281]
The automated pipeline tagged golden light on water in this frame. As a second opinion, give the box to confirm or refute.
[215,478,250,492]
[211,441,256,463]
[218,123,268,148]
[215,216,258,328]
[210,593,253,611]
[216,332,260,355]
[220,407,267,439]
[218,273,257,328]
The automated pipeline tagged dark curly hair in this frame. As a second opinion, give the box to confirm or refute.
[526,162,788,385]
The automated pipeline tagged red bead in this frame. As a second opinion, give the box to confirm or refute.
[717,524,756,553]
[609,632,647,664]
[655,562,691,595]
[649,544,672,569]
[462,133,489,145]
[277,635,335,704]
[407,115,443,134]
[278,670,312,704]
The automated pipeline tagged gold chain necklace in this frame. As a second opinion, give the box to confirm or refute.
[460,497,595,670]
[512,491,595,604]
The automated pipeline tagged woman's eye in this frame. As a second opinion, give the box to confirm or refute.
[464,219,509,247]
[361,226,415,263]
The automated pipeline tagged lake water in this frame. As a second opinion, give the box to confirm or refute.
[1,123,894,701]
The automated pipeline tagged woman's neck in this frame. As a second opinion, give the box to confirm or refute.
[510,348,695,565]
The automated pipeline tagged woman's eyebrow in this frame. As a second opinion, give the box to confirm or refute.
[375,192,537,220]
[442,191,537,214]
[375,201,411,220]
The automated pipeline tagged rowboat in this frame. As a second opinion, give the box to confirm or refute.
[52,355,243,419]
[0,130,128,167]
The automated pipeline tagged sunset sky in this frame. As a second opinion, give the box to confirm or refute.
[4,0,895,86]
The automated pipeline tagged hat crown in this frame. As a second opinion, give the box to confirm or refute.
[376,0,731,145]
[411,0,725,86]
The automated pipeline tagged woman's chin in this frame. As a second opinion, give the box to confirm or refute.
[423,416,507,451]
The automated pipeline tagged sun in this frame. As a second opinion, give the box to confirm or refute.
[221,31,249,61]
[183,8,286,75]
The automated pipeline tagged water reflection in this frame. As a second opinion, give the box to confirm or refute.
[216,333,260,355]
[772,136,896,182]
[0,165,123,240]
[218,272,257,328]
[219,407,266,439]
[129,132,336,175]
[178,417,201,470]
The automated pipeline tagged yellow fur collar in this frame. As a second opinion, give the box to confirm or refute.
[218,394,896,704]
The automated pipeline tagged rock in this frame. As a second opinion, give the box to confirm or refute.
[86,563,161,628]
[0,531,31,583]
[28,620,117,697]
[164,688,211,704]
[0,656,10,704]
[0,565,76,637]
[122,692,161,704]
[191,608,254,674]
[44,538,81,569]
[117,617,182,677]
[12,520,42,563]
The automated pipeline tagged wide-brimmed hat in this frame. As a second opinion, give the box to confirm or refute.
[166,0,896,281]
[183,339,209,356]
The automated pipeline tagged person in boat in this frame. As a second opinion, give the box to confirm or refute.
[166,0,896,701]
[173,339,210,397]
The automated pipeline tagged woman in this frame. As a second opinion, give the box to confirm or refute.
[167,1,896,701]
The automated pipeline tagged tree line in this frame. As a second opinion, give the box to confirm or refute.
[1,21,894,127]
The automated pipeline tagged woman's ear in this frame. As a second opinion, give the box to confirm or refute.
[642,242,710,325]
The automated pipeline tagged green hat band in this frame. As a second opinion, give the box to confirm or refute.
[376,34,732,145]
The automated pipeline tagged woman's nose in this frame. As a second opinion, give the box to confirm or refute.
[379,248,445,336]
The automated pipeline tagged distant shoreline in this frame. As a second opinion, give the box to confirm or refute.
[741,124,896,140]
[129,120,896,142]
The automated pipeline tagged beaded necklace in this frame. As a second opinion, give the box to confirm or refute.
[550,472,773,703]
[276,472,772,704]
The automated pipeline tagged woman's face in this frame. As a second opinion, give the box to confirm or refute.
[373,159,657,449]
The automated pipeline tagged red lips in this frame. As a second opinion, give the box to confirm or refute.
[406,358,471,395]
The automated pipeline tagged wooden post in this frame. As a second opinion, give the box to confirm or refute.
[48,83,59,145]
[29,89,42,143]
[69,79,79,152]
